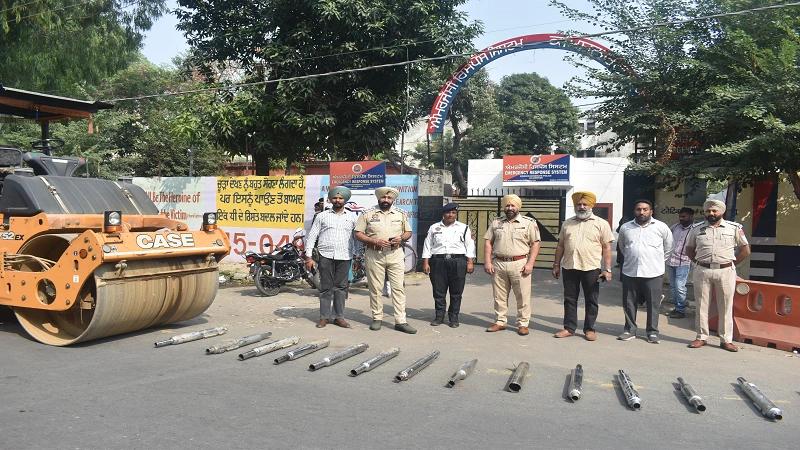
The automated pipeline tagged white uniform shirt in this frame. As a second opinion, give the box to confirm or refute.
[618,218,673,278]
[305,208,358,260]
[421,220,476,259]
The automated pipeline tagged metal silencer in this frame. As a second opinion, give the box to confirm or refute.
[274,339,330,364]
[206,332,272,354]
[154,326,228,348]
[737,377,783,420]
[568,364,584,401]
[618,370,642,410]
[238,336,300,361]
[447,359,478,387]
[677,377,706,412]
[350,347,400,376]
[507,362,530,392]
[395,350,440,382]
[309,343,369,371]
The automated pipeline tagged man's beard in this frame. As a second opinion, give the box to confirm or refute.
[706,214,721,223]
[680,220,692,227]
[504,210,517,219]
[635,215,650,224]
[575,209,593,220]
[332,203,344,211]
[379,201,391,210]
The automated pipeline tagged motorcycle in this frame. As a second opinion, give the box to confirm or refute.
[245,228,320,297]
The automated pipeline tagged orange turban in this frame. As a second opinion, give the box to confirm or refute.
[571,191,597,207]
[501,194,522,208]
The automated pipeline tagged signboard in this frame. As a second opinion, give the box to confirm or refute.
[216,176,305,228]
[502,154,571,187]
[330,161,386,190]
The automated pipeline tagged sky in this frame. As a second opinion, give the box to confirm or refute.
[141,0,601,106]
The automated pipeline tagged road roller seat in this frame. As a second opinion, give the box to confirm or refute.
[23,152,85,177]
[0,174,159,218]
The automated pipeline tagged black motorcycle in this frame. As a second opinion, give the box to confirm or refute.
[245,229,319,297]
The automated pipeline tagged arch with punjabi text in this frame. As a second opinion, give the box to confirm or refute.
[426,33,631,135]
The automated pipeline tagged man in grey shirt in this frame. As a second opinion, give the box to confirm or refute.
[617,200,673,343]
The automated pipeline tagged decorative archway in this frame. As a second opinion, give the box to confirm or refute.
[427,33,629,135]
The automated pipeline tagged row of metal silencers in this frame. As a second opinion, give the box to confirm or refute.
[350,348,400,376]
[677,377,707,413]
[447,359,478,387]
[618,370,642,410]
[737,377,783,421]
[309,343,369,371]
[154,327,228,348]
[274,339,330,364]
[568,364,584,401]
[238,336,300,361]
[395,350,440,382]
[507,362,530,392]
[206,332,273,354]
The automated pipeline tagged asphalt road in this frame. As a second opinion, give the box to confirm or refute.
[1,268,797,449]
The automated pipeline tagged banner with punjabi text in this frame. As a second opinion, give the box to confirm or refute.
[216,176,305,228]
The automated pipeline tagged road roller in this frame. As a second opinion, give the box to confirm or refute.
[0,86,231,345]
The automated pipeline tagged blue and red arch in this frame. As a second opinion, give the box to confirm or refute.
[427,33,629,135]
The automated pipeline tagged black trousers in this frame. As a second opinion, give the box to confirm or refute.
[621,275,663,335]
[429,256,467,322]
[562,268,601,333]
[318,256,350,320]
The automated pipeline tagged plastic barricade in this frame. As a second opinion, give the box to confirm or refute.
[731,279,800,352]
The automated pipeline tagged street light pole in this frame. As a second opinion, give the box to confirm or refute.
[187,148,194,177]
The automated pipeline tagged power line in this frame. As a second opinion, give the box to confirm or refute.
[107,1,800,103]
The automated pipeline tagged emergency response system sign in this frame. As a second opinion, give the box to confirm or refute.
[502,154,572,187]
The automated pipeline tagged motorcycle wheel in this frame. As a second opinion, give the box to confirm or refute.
[254,266,282,297]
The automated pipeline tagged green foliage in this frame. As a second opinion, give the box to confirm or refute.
[0,1,166,96]
[495,73,578,154]
[0,60,227,178]
[177,0,482,172]
[552,0,800,197]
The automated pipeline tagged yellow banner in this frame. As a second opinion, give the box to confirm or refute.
[216,176,305,228]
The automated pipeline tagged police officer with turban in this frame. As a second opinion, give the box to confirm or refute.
[421,202,476,328]
[305,186,358,328]
[552,191,614,341]
[685,199,750,352]
[484,194,541,336]
[354,186,416,334]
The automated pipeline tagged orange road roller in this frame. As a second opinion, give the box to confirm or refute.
[0,86,230,345]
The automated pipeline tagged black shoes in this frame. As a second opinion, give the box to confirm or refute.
[369,320,382,331]
[668,309,686,319]
[394,323,418,334]
[430,316,445,326]
[448,321,459,328]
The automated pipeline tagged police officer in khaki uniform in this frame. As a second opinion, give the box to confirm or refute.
[685,199,750,352]
[354,186,417,334]
[484,194,541,336]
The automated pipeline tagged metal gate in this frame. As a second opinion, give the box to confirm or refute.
[455,196,564,267]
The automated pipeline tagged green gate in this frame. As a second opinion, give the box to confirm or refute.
[455,196,564,268]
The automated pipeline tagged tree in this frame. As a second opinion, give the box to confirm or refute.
[495,73,578,154]
[1,59,228,178]
[0,0,166,96]
[552,0,800,199]
[176,0,481,174]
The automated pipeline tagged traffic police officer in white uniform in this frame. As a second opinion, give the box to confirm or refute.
[421,202,476,328]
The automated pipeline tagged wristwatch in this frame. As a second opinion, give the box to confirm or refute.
[602,269,612,273]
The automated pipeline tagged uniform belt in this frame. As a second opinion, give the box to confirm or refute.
[431,254,466,259]
[495,254,527,262]
[696,261,733,269]
[366,244,400,252]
